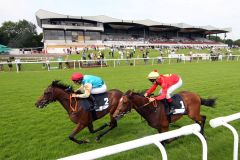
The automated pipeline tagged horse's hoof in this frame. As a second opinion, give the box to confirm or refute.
[83,139,90,143]
[95,137,100,142]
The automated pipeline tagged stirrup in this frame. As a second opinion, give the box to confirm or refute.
[167,109,175,116]
[93,104,98,110]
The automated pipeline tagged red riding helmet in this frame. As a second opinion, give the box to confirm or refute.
[71,72,84,81]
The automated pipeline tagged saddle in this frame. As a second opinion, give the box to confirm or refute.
[161,94,186,115]
[79,92,109,112]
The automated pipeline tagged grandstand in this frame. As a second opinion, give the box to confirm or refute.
[36,9,231,53]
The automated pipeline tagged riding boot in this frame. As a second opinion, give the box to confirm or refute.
[167,101,176,116]
[89,95,98,110]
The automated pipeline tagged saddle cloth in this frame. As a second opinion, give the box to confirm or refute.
[79,92,109,112]
[171,94,186,114]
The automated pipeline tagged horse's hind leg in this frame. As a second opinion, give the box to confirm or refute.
[190,114,206,135]
[195,115,206,135]
[88,123,109,133]
[69,123,89,144]
[95,119,117,142]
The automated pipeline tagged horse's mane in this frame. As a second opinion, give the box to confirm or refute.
[125,89,147,97]
[51,80,74,92]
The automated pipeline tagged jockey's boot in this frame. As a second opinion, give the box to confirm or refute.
[89,95,98,110]
[167,100,176,116]
[167,107,175,116]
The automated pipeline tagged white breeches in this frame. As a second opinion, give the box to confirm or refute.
[91,84,107,94]
[159,78,183,99]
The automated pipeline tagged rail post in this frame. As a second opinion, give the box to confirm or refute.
[210,113,240,160]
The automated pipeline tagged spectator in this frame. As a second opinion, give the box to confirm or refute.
[45,58,50,71]
[7,58,13,71]
[0,63,3,71]
[111,47,114,57]
[157,56,163,64]
[88,53,92,60]
[82,51,86,61]
[15,58,21,71]
[57,57,63,69]
[65,55,70,69]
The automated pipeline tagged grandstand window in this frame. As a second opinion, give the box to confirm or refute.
[85,31,101,40]
[66,31,72,40]
[84,22,95,27]
[44,30,64,40]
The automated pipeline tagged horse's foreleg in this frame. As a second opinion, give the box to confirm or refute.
[95,119,117,142]
[69,123,89,144]
[88,123,109,133]
[158,125,177,144]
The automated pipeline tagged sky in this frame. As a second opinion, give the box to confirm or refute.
[0,0,239,40]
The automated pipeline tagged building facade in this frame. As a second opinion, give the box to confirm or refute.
[36,9,231,53]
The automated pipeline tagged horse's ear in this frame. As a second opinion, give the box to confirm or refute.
[125,90,132,95]
[52,80,60,86]
[125,90,132,97]
[129,91,133,96]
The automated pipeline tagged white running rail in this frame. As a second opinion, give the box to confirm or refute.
[59,124,207,160]
[210,112,240,160]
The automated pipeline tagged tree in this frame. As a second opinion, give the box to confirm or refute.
[208,35,223,43]
[0,20,43,48]
[234,39,240,47]
[225,39,234,47]
[0,21,16,45]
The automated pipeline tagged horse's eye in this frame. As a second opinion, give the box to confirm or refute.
[123,97,128,103]
[44,92,51,96]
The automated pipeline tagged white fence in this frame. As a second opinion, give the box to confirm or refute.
[59,113,240,160]
[59,124,207,160]
[210,113,240,160]
[0,55,239,73]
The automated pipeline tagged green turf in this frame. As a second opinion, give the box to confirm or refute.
[0,61,240,160]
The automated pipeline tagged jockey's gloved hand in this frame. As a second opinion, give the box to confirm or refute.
[65,86,72,92]
[144,93,148,97]
[144,93,154,98]
[75,90,83,94]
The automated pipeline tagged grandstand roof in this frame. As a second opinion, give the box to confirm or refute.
[36,9,231,34]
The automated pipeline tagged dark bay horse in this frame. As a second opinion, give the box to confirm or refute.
[113,90,216,141]
[35,80,123,144]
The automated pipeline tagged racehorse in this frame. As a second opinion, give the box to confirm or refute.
[35,80,123,144]
[113,90,216,142]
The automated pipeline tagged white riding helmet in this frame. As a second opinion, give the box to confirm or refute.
[147,70,160,80]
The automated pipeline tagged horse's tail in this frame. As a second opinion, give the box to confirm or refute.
[200,98,216,107]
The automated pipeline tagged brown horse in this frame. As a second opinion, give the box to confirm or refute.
[113,90,216,140]
[35,80,123,144]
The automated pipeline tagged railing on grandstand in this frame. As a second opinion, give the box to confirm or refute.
[0,55,239,72]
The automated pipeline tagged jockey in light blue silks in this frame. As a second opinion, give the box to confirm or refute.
[71,72,107,109]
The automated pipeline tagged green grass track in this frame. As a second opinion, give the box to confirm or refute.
[0,61,240,160]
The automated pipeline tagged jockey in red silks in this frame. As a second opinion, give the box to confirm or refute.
[144,70,183,115]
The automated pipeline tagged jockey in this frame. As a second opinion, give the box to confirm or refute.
[71,72,107,109]
[144,70,183,115]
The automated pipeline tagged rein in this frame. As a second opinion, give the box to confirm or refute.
[69,95,78,112]
[138,98,158,109]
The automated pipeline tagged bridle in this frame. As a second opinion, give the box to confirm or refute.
[69,94,78,112]
[115,95,133,118]
[44,88,56,104]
